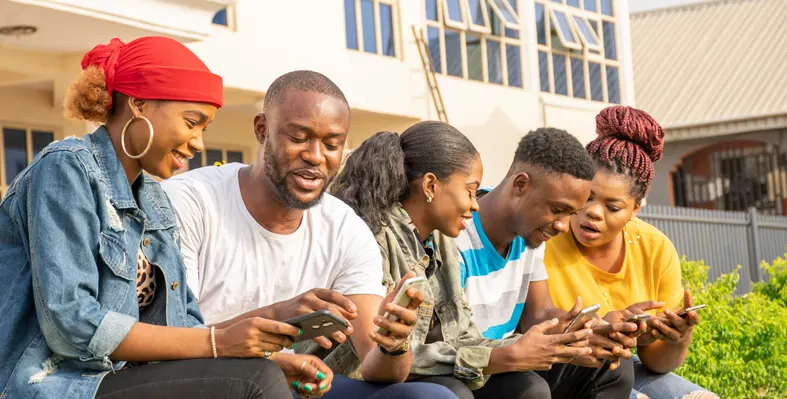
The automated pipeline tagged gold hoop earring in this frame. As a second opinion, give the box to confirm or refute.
[121,115,154,159]
[426,195,433,203]
[624,219,641,245]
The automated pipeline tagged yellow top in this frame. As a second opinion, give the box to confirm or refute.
[544,218,683,316]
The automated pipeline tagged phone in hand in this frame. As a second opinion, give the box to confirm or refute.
[375,276,428,336]
[284,310,350,343]
[625,313,652,323]
[563,303,601,334]
[675,304,706,318]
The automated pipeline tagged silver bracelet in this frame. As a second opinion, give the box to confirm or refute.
[210,326,218,358]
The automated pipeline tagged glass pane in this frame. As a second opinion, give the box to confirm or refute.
[467,0,486,26]
[552,11,579,45]
[212,8,228,25]
[227,151,243,164]
[538,51,550,92]
[487,40,503,85]
[361,0,377,54]
[568,0,580,7]
[491,0,517,24]
[32,131,53,158]
[380,3,395,57]
[504,0,519,38]
[553,54,568,95]
[206,149,223,167]
[489,4,503,36]
[344,0,358,50]
[445,30,463,77]
[584,0,597,12]
[535,3,546,45]
[573,16,599,46]
[603,21,617,60]
[3,128,27,184]
[589,62,603,101]
[601,0,613,16]
[589,20,599,35]
[606,65,620,104]
[506,44,523,88]
[571,58,585,99]
[427,27,443,73]
[467,33,483,81]
[188,154,202,171]
[445,0,464,23]
[426,0,438,21]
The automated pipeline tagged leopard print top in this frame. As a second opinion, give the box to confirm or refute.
[136,248,156,309]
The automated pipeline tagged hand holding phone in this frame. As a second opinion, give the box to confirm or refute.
[648,290,703,344]
[375,276,427,336]
[563,304,601,334]
[284,310,350,343]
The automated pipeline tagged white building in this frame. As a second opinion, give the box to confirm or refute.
[0,0,636,196]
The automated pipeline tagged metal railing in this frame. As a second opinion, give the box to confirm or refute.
[638,205,787,294]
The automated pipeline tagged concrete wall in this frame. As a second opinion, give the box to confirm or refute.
[649,128,787,206]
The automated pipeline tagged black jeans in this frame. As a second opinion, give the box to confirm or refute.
[416,358,634,399]
[96,358,291,398]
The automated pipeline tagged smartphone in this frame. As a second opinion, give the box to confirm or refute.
[675,304,706,318]
[375,276,428,336]
[284,310,350,343]
[563,303,601,334]
[625,313,652,323]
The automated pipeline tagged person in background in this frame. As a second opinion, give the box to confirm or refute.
[162,70,455,399]
[455,127,638,399]
[0,37,330,399]
[544,106,717,399]
[331,123,613,399]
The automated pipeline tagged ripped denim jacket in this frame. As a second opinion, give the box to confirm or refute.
[0,127,204,398]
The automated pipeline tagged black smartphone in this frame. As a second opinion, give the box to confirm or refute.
[284,310,350,343]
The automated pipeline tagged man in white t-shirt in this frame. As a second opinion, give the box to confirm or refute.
[163,71,455,399]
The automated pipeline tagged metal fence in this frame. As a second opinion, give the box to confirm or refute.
[638,205,787,294]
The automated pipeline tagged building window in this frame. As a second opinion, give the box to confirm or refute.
[188,147,245,171]
[212,7,236,30]
[0,126,54,196]
[536,0,620,103]
[345,0,399,57]
[424,0,524,88]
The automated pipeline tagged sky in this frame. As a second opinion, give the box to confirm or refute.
[628,0,711,13]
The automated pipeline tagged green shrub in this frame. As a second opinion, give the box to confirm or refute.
[674,258,787,398]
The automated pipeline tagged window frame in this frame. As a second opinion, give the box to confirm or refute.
[465,0,492,34]
[211,6,237,31]
[0,123,58,198]
[347,0,401,58]
[488,0,521,29]
[549,8,582,51]
[442,0,468,30]
[571,14,602,52]
[187,145,248,171]
[536,0,621,104]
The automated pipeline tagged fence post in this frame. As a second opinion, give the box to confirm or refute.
[749,206,763,283]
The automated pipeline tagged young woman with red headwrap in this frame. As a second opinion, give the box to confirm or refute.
[544,106,716,398]
[0,37,332,398]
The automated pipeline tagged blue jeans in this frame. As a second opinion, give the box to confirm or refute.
[629,356,717,399]
[294,375,457,399]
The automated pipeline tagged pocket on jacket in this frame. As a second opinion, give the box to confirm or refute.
[98,232,134,281]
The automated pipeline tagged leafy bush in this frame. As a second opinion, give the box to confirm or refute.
[674,258,787,398]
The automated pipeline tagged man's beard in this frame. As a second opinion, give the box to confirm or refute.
[263,143,331,210]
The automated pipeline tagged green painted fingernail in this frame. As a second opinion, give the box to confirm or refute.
[292,381,301,389]
[291,344,295,349]
[298,329,303,336]
[316,371,326,380]
[304,385,312,392]
[320,383,327,390]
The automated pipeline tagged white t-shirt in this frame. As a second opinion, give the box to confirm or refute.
[456,209,548,340]
[161,163,385,325]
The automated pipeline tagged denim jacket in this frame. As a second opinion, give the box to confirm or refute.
[308,206,518,389]
[0,127,204,398]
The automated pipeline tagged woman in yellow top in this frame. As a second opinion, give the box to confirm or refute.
[544,106,717,399]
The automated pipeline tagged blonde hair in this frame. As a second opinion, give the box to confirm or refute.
[63,66,112,124]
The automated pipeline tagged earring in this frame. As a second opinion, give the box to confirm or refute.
[624,219,641,245]
[426,195,433,203]
[121,115,154,159]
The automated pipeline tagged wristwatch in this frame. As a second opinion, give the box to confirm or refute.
[379,339,410,356]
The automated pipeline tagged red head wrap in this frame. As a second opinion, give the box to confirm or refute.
[81,36,223,109]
